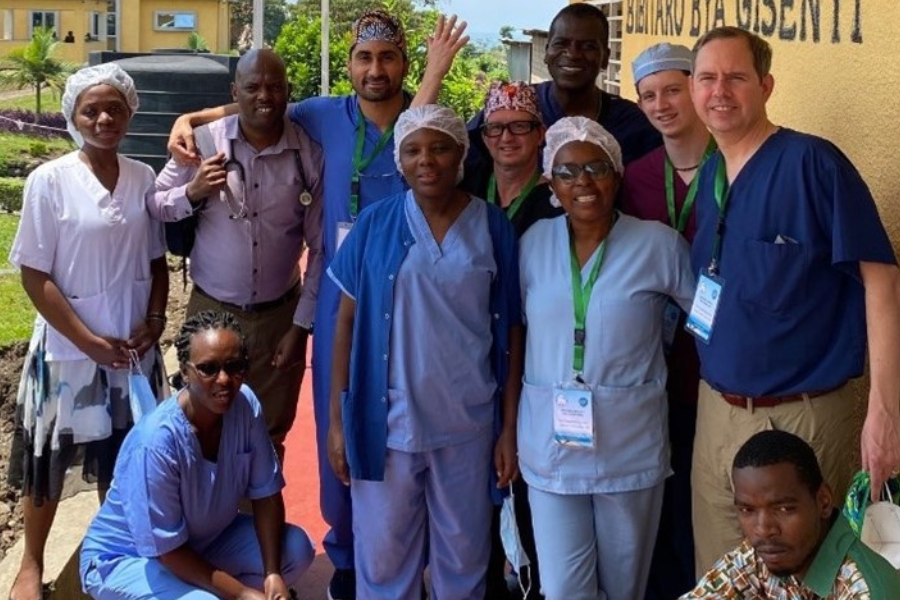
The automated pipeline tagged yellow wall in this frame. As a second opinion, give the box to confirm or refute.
[121,0,229,53]
[571,0,900,246]
[0,0,106,63]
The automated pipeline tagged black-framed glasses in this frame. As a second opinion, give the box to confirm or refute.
[187,358,249,379]
[481,120,542,138]
[551,160,616,183]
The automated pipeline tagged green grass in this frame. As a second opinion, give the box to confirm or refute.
[0,88,63,113]
[0,132,73,172]
[0,213,34,346]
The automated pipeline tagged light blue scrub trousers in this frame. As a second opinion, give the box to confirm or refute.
[82,515,315,600]
[528,482,665,600]
[351,431,493,600]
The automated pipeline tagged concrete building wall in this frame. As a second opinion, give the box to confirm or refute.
[570,0,900,249]
[0,0,106,63]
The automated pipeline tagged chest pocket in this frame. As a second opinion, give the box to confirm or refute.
[738,239,808,314]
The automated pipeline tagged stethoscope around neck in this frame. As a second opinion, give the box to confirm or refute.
[220,138,313,220]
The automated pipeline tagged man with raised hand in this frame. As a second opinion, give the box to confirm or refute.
[165,13,468,600]
[687,26,900,577]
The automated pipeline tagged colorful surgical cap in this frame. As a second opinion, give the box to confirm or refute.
[483,81,542,122]
[543,117,623,207]
[62,62,138,148]
[394,104,469,183]
[351,10,407,57]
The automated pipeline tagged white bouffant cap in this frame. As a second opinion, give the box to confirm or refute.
[62,62,138,147]
[543,116,623,207]
[394,104,469,182]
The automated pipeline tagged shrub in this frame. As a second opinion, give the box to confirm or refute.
[0,109,69,141]
[0,178,24,213]
[28,142,48,157]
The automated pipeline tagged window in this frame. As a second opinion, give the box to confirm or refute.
[2,10,12,41]
[29,10,59,37]
[87,11,104,40]
[153,11,196,31]
[587,0,623,94]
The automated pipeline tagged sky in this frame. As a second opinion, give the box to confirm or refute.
[438,0,569,40]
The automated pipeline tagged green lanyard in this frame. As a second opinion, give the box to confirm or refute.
[350,105,396,219]
[486,170,541,221]
[663,138,717,234]
[569,224,609,374]
[708,158,730,275]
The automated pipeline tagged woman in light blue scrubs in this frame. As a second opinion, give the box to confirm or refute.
[80,311,314,600]
[326,104,524,600]
[518,117,696,600]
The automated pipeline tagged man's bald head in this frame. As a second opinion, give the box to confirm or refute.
[235,48,287,84]
[231,48,290,139]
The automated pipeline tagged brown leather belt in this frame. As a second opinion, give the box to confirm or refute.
[194,283,299,314]
[719,385,843,409]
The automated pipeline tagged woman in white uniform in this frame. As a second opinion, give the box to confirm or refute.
[517,117,695,600]
[7,63,168,600]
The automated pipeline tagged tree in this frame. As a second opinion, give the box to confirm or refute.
[0,27,75,115]
[231,0,291,47]
[499,25,515,40]
[274,0,510,120]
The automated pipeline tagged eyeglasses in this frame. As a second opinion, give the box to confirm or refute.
[551,160,616,183]
[187,358,249,379]
[481,120,541,138]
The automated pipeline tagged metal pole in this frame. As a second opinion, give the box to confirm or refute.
[321,0,330,96]
[252,0,264,49]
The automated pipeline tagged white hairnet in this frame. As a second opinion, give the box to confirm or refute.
[394,104,469,183]
[62,63,138,148]
[543,116,624,179]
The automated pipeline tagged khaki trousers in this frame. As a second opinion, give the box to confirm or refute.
[186,289,305,460]
[691,379,857,576]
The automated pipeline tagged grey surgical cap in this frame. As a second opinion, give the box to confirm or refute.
[543,116,624,179]
[394,104,469,182]
[62,63,139,147]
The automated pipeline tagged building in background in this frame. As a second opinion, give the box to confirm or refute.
[1,0,231,63]
[568,0,900,253]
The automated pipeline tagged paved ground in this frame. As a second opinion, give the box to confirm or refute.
[0,345,334,600]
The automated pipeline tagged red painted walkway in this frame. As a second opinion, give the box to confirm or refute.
[282,347,333,600]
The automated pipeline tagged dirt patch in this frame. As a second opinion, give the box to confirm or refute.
[0,258,190,562]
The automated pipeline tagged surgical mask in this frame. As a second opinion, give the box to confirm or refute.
[500,484,532,597]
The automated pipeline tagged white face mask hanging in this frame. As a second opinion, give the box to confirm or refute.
[500,484,532,598]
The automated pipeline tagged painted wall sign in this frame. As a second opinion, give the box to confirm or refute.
[624,0,862,43]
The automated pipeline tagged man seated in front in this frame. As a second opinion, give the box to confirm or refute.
[682,430,900,599]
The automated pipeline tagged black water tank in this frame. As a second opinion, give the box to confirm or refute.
[89,52,237,172]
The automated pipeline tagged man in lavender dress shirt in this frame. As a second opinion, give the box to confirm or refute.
[150,49,324,461]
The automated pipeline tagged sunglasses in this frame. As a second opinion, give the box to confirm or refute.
[481,120,541,138]
[187,358,249,379]
[551,160,616,183]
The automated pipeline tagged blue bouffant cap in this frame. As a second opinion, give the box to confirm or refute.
[632,43,694,84]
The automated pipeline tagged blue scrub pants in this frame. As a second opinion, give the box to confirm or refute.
[528,482,664,600]
[312,315,355,570]
[351,432,493,600]
[81,515,315,600]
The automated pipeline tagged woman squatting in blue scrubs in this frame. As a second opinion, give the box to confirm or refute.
[326,104,524,600]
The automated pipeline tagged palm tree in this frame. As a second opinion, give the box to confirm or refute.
[0,26,75,115]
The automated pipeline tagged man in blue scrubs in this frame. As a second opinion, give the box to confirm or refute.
[688,26,900,578]
[467,3,660,167]
[166,12,468,600]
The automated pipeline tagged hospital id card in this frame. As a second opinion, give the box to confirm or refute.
[336,221,353,252]
[552,385,594,448]
[685,271,724,344]
[662,300,681,354]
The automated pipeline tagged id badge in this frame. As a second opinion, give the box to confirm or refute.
[662,300,681,355]
[336,221,353,252]
[685,270,724,344]
[552,383,594,448]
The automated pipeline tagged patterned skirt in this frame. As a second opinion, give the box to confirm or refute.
[7,328,168,506]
